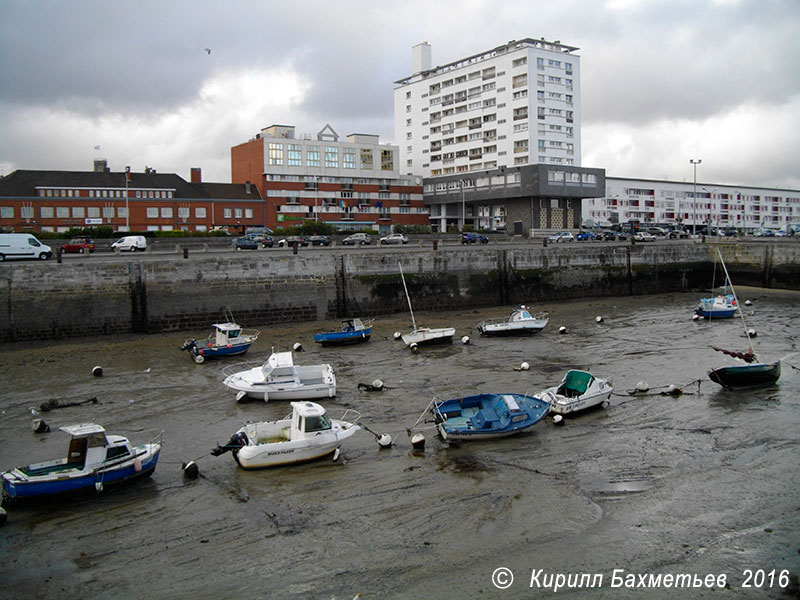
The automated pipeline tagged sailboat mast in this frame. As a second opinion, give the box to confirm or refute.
[399,263,417,330]
[715,248,755,356]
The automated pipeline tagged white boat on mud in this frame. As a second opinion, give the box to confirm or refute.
[477,306,549,336]
[398,262,454,347]
[211,401,360,468]
[539,370,613,415]
[222,351,336,402]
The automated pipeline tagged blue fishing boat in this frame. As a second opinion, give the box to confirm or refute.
[181,321,260,363]
[2,423,161,501]
[695,294,737,318]
[431,393,550,441]
[313,318,373,346]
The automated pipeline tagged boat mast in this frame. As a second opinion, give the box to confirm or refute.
[715,248,755,358]
[398,263,417,330]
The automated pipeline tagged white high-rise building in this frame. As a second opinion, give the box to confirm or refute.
[394,38,581,178]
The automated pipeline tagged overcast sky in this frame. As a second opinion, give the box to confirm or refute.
[1,0,798,190]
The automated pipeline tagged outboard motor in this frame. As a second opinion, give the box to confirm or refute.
[180,339,198,352]
[210,431,249,456]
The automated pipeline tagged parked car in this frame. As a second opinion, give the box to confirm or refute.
[667,229,688,239]
[597,231,627,241]
[243,233,267,244]
[111,235,147,252]
[61,237,95,254]
[261,236,274,248]
[548,232,575,243]
[633,231,656,242]
[234,236,258,250]
[307,235,331,246]
[380,233,409,245]
[461,232,489,244]
[342,233,373,246]
[576,231,595,241]
[276,236,309,247]
[647,227,668,237]
[0,233,53,261]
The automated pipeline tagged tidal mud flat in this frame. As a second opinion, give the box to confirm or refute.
[1,288,799,599]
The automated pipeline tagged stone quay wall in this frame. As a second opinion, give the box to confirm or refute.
[1,241,798,342]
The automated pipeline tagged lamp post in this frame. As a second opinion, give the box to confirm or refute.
[459,179,466,232]
[690,159,701,236]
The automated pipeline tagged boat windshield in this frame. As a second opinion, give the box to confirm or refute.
[304,414,332,432]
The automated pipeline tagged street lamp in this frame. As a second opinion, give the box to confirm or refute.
[124,166,131,231]
[459,179,466,232]
[690,159,701,236]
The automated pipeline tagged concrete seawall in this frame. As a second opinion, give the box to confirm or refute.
[2,241,798,342]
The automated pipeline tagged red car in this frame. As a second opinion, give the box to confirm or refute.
[61,237,96,254]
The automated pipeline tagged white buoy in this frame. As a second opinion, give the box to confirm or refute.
[182,461,199,479]
[411,433,425,450]
[371,379,384,390]
[32,418,50,433]
[559,326,567,334]
[747,328,757,337]
[636,381,650,393]
[553,414,565,426]
[293,342,303,352]
[92,366,103,377]
[461,335,470,345]
[0,506,7,526]
[595,316,603,323]
[377,434,392,448]
[393,331,402,340]
[665,384,681,397]
[744,300,752,306]
[194,355,205,364]
[410,342,419,353]
[520,361,530,371]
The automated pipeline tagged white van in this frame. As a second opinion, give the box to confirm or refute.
[111,235,147,252]
[0,233,53,261]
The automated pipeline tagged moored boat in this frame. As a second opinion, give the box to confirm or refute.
[313,318,373,346]
[398,262,455,347]
[695,294,737,319]
[477,306,549,336]
[222,351,336,401]
[539,369,613,415]
[211,401,360,468]
[181,321,260,364]
[431,393,550,441]
[2,423,161,501]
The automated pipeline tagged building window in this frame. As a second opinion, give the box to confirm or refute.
[87,206,100,218]
[325,146,338,168]
[307,146,320,167]
[268,143,284,166]
[178,206,190,221]
[71,207,85,218]
[381,149,394,171]
[288,144,302,166]
[513,57,527,67]
[57,207,69,218]
[161,207,172,218]
[0,206,13,218]
[223,208,232,219]
[195,207,207,218]
[41,206,54,218]
[147,207,159,218]
[245,208,253,219]
[343,148,356,169]
[235,208,242,218]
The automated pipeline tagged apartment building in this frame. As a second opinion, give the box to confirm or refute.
[0,161,264,233]
[394,38,582,178]
[585,177,800,232]
[231,124,428,232]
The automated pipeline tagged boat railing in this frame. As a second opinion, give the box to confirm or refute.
[221,360,263,378]
[339,409,362,427]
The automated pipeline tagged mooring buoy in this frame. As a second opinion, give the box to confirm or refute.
[92,366,103,377]
[410,342,419,353]
[636,381,650,393]
[553,414,565,426]
[595,315,603,323]
[411,433,426,450]
[182,461,199,479]
[747,328,757,337]
[393,331,402,340]
[461,335,470,345]
[377,434,393,448]
[559,326,567,334]
[32,419,50,434]
[293,342,303,352]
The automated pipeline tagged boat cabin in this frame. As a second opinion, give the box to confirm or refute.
[510,306,533,321]
[557,370,595,398]
[261,351,296,382]
[62,424,132,468]
[290,401,333,440]
[212,322,243,347]
[341,318,366,332]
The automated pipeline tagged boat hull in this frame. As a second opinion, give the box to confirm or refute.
[2,446,160,500]
[313,329,372,345]
[401,327,455,346]
[708,362,781,390]
[477,322,547,336]
[433,393,550,441]
[196,341,254,358]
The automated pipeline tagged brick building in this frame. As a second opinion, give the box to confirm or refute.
[231,124,429,233]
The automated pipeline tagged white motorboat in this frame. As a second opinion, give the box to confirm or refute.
[211,401,360,468]
[398,262,454,347]
[221,351,336,401]
[477,306,549,336]
[539,370,613,415]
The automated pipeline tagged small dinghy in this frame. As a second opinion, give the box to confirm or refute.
[222,351,336,401]
[539,370,613,415]
[431,393,550,441]
[2,423,161,501]
[695,294,737,319]
[181,321,260,364]
[313,318,374,346]
[477,306,549,336]
[211,401,360,468]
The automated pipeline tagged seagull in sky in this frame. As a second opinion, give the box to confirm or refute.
[204,48,211,55]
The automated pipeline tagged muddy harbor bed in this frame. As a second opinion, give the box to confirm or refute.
[1,288,799,599]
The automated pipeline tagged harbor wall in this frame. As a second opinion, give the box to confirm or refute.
[1,242,798,342]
